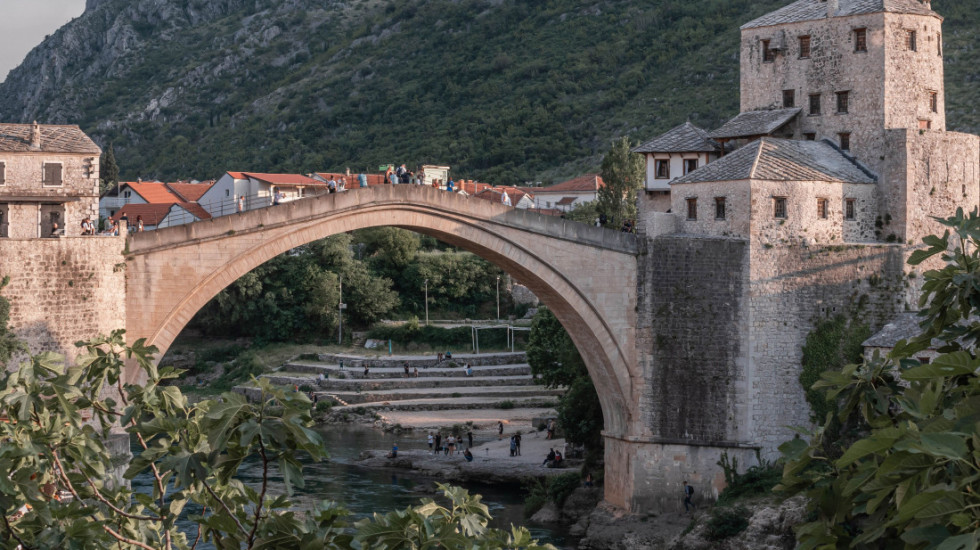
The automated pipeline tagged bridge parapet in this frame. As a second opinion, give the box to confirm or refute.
[126,185,637,255]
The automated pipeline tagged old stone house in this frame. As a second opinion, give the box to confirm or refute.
[0,122,101,238]
[637,0,977,249]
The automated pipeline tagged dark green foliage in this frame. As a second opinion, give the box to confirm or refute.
[0,276,24,366]
[523,473,582,517]
[779,209,980,548]
[715,452,782,506]
[705,506,751,541]
[799,315,870,423]
[366,322,518,349]
[208,351,266,392]
[315,400,332,412]
[527,307,603,451]
[498,400,515,410]
[99,143,119,195]
[597,137,644,223]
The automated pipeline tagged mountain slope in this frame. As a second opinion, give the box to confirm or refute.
[0,0,976,185]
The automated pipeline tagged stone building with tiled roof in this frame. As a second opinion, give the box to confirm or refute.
[520,174,604,211]
[0,122,101,238]
[633,123,723,211]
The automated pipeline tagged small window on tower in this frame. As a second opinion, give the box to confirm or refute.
[929,91,938,113]
[773,197,787,219]
[839,133,851,151]
[854,28,868,52]
[762,40,775,62]
[906,30,917,51]
[0,162,5,185]
[655,160,670,179]
[686,198,698,221]
[804,133,817,141]
[715,197,726,220]
[799,35,811,58]
[783,89,795,108]
[938,33,942,56]
[919,119,932,130]
[684,159,698,175]
[836,91,850,114]
[809,94,822,116]
[845,199,856,220]
[817,198,828,219]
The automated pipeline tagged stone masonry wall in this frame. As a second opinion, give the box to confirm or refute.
[0,236,126,363]
[883,13,946,133]
[740,13,888,169]
[0,152,101,238]
[639,235,749,444]
[747,243,907,454]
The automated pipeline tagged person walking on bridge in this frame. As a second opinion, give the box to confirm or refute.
[359,173,368,188]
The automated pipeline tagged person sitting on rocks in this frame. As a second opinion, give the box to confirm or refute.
[542,448,556,467]
[551,450,564,468]
[386,443,398,459]
[445,351,453,360]
[463,448,473,462]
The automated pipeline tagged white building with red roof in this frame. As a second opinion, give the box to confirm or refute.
[521,174,604,211]
[109,202,212,231]
[99,179,215,221]
[200,172,327,217]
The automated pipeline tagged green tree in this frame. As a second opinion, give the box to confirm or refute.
[0,276,26,366]
[526,307,603,451]
[596,137,644,225]
[779,208,980,549]
[99,143,119,196]
[0,331,557,549]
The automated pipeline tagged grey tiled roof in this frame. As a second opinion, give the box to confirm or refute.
[0,123,101,154]
[671,138,876,185]
[863,313,942,349]
[708,108,801,140]
[742,0,939,30]
[632,122,719,153]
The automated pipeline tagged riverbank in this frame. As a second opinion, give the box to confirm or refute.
[357,430,578,484]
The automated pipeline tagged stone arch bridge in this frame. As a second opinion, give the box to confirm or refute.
[125,185,655,510]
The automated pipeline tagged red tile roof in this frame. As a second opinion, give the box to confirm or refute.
[455,181,493,195]
[110,202,212,226]
[527,208,564,217]
[555,196,578,206]
[525,174,604,194]
[242,173,324,186]
[166,181,215,202]
[226,171,247,180]
[122,181,181,204]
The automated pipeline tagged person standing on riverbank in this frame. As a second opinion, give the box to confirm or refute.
[427,433,434,452]
[434,433,442,455]
[467,430,473,449]
[498,421,504,440]
[515,432,522,456]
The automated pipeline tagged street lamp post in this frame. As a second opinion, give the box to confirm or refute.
[496,276,500,321]
[338,275,343,345]
[424,279,429,326]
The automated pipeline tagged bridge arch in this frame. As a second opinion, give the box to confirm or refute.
[125,186,641,503]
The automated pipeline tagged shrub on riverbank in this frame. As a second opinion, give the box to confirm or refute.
[367,320,524,350]
[523,472,584,517]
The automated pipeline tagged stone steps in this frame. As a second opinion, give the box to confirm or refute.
[261,374,542,391]
[312,351,526,369]
[330,395,559,413]
[282,362,532,379]
[323,385,563,405]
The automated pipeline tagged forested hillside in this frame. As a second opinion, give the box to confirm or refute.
[0,0,976,185]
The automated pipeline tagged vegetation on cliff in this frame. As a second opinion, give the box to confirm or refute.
[3,0,975,186]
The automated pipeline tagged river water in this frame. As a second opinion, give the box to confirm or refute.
[131,424,578,548]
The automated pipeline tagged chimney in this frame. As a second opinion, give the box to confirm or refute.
[29,121,41,150]
[827,0,839,18]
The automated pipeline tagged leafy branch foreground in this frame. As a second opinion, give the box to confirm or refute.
[778,209,980,549]
[0,331,555,549]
